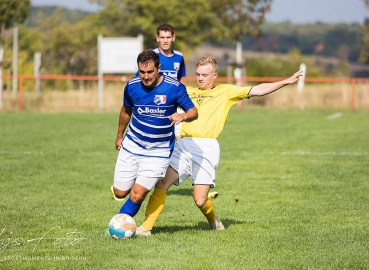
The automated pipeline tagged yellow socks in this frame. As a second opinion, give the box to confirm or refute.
[141,189,216,231]
[141,187,167,231]
[200,199,216,225]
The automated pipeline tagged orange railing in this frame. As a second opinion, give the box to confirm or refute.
[1,75,368,111]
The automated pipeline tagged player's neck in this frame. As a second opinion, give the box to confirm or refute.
[159,47,174,57]
[199,85,216,91]
[153,74,164,87]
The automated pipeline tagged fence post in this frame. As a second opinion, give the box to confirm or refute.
[350,79,355,111]
[19,76,23,111]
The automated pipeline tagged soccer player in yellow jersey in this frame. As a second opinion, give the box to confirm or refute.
[136,56,303,236]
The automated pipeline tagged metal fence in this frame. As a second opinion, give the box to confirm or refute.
[1,75,368,111]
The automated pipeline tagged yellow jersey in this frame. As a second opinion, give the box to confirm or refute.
[181,84,252,139]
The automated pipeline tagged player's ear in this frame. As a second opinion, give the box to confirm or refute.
[158,64,162,72]
[213,72,218,79]
[156,35,160,42]
[172,34,176,42]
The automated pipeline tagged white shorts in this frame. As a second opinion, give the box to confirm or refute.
[113,149,170,191]
[175,107,184,138]
[170,137,220,187]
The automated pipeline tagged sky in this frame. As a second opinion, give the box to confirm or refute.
[31,0,369,24]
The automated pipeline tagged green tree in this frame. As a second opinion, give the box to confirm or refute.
[90,0,214,54]
[90,0,271,53]
[360,1,369,64]
[209,0,272,42]
[0,0,30,36]
[36,8,103,77]
[322,25,362,62]
[360,19,369,64]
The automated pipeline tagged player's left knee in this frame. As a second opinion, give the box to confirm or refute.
[194,198,207,208]
[114,187,129,199]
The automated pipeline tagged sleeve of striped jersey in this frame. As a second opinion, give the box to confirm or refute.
[179,58,186,79]
[123,85,133,108]
[176,84,195,111]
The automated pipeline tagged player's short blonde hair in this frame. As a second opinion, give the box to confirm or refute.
[196,56,218,72]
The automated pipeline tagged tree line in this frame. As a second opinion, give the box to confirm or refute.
[0,0,368,80]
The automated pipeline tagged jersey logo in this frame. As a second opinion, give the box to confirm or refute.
[154,95,167,105]
[162,71,178,79]
[197,97,204,105]
[196,94,212,105]
[137,107,167,116]
[173,62,180,71]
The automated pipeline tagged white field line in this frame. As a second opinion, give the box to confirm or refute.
[0,151,45,155]
[236,151,369,156]
[326,112,343,120]
[281,151,368,156]
[0,151,107,156]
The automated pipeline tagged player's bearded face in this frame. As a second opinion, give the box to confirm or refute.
[196,64,217,90]
[138,61,161,88]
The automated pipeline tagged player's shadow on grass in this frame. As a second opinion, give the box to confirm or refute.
[167,188,193,197]
[153,218,244,234]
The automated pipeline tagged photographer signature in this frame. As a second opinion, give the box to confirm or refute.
[0,226,85,254]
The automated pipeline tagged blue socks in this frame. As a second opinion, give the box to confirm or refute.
[119,198,142,217]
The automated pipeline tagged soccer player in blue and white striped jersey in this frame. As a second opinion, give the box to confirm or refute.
[154,23,186,81]
[133,23,186,140]
[112,50,197,218]
[135,23,186,81]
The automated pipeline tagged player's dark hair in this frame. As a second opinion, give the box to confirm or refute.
[137,50,160,68]
[157,23,175,35]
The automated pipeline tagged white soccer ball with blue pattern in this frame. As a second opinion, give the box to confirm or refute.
[108,214,136,239]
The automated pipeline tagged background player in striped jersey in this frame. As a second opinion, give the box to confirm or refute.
[111,50,197,218]
[153,23,186,141]
[154,23,186,81]
[136,56,303,235]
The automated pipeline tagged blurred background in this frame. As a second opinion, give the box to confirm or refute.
[1,0,369,111]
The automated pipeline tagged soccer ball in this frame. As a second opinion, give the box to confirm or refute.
[108,214,136,239]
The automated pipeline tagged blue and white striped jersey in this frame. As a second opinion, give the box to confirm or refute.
[121,75,194,158]
[135,48,186,81]
[152,48,186,81]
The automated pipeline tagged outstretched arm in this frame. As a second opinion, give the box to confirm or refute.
[248,70,303,97]
[169,107,198,125]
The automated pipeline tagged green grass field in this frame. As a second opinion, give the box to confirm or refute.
[1,108,368,269]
